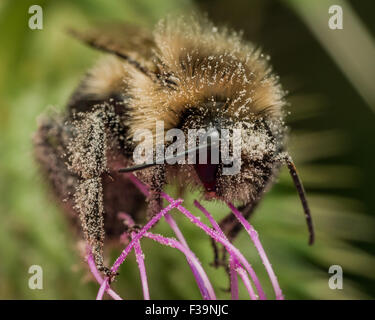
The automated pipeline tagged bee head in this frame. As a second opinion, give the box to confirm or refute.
[177,103,286,202]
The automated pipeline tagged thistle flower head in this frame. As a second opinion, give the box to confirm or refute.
[87,173,283,300]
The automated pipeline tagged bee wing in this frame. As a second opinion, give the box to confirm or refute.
[67,23,162,113]
[67,22,157,71]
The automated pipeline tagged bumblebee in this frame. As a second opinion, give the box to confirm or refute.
[33,15,314,276]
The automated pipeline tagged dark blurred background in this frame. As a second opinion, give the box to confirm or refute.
[0,0,374,299]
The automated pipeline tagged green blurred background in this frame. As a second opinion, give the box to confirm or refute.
[0,0,374,299]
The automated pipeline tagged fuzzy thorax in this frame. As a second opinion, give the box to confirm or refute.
[125,15,286,141]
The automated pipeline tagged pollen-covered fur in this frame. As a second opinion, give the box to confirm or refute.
[75,56,128,102]
[126,15,286,139]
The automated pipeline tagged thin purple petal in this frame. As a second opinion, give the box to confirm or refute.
[118,212,150,299]
[162,193,266,299]
[133,239,150,300]
[86,251,122,300]
[227,202,284,300]
[164,213,215,300]
[111,199,183,274]
[236,267,257,300]
[144,232,216,300]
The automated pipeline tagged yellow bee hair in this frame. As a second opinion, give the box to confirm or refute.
[126,15,286,138]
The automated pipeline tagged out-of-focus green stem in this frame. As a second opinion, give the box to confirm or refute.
[284,0,375,112]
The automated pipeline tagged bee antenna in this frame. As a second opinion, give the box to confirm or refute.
[283,155,315,245]
[118,162,158,173]
[118,141,216,173]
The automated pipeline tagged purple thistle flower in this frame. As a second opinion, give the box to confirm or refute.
[86,173,283,300]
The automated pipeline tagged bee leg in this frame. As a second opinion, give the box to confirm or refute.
[122,221,142,234]
[68,108,113,277]
[33,114,78,212]
[209,237,221,268]
[75,177,106,272]
[146,165,166,219]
